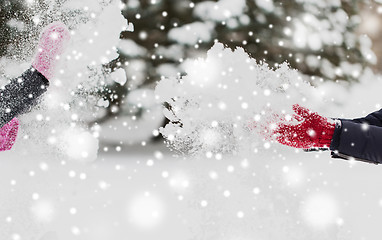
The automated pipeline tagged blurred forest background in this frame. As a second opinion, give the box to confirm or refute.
[0,0,382,146]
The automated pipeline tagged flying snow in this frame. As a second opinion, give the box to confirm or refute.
[1,0,130,162]
[155,42,320,155]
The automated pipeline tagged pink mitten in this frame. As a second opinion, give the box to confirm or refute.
[0,118,19,151]
[32,22,71,80]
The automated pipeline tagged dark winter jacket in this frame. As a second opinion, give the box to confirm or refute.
[0,68,49,128]
[330,109,382,164]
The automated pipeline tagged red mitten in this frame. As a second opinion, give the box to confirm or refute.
[0,118,19,151]
[273,104,335,149]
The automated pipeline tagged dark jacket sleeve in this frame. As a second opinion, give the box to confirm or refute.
[0,67,49,128]
[329,109,382,164]
[345,108,382,127]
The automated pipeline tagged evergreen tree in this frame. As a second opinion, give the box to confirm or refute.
[118,0,375,86]
[0,0,379,143]
[0,1,27,57]
[90,0,376,142]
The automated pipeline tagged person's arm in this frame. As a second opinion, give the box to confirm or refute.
[341,108,382,127]
[328,108,382,164]
[0,21,70,128]
[330,119,382,164]
[0,22,70,151]
[0,68,49,128]
[270,104,382,165]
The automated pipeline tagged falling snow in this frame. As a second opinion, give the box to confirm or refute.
[1,0,382,240]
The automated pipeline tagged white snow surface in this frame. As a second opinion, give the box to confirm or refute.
[255,0,275,12]
[168,22,214,45]
[194,0,247,21]
[118,39,147,57]
[1,144,382,240]
[2,1,382,239]
[110,68,127,85]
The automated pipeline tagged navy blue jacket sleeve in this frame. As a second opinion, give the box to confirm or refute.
[330,120,382,164]
[345,108,382,127]
[329,108,382,164]
[0,67,49,128]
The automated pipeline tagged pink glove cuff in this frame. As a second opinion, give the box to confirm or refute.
[0,118,19,151]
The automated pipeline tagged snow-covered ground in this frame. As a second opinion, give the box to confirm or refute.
[3,1,382,239]
[1,143,382,240]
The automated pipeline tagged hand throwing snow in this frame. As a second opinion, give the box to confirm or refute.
[273,104,335,149]
[262,103,382,165]
[0,22,70,151]
[32,22,71,80]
